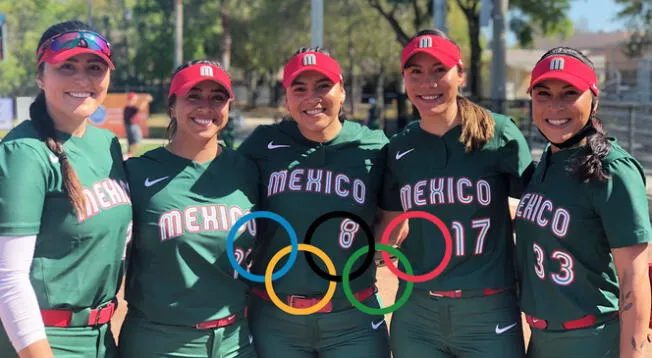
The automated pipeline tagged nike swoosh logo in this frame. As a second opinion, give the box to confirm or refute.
[267,141,290,150]
[395,148,414,160]
[371,320,385,330]
[495,322,517,334]
[144,176,170,187]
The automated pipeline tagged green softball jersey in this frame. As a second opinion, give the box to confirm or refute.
[124,146,258,326]
[381,114,533,291]
[238,120,388,297]
[515,139,652,324]
[0,121,132,309]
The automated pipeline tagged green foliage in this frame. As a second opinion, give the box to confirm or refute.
[509,0,574,48]
[614,0,651,57]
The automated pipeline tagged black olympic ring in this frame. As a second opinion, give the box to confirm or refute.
[303,211,375,282]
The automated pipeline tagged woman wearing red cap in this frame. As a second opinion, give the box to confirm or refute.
[515,47,651,357]
[238,47,391,357]
[381,29,533,357]
[118,60,258,357]
[0,21,132,357]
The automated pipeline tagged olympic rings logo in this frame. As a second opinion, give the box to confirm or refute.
[226,210,453,316]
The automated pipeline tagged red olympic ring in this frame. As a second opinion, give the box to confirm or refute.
[380,211,453,283]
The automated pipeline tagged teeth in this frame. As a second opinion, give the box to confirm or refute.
[547,119,570,126]
[419,94,442,100]
[69,92,92,98]
[306,109,325,115]
[193,117,213,126]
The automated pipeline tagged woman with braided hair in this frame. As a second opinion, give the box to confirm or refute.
[0,20,132,357]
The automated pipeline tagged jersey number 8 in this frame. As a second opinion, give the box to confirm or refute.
[339,219,361,249]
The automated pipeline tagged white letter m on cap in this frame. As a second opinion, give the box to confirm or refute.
[200,65,214,77]
[549,58,565,70]
[418,37,433,48]
[302,54,317,66]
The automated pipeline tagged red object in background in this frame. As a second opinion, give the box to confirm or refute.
[87,93,150,138]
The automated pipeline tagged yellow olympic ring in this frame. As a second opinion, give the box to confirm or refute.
[264,243,337,315]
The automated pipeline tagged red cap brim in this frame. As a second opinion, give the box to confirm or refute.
[282,52,343,88]
[40,47,115,70]
[528,55,598,95]
[401,35,463,70]
[168,64,233,99]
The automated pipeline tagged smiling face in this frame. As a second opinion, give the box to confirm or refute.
[403,52,465,120]
[170,80,230,142]
[285,70,345,142]
[39,53,110,126]
[530,78,595,147]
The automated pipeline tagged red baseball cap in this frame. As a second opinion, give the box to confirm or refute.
[168,63,233,99]
[528,55,599,95]
[401,35,463,70]
[282,52,343,88]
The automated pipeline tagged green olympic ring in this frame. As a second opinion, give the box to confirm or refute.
[342,243,414,315]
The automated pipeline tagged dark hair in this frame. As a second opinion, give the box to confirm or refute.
[536,46,610,182]
[407,29,494,151]
[166,60,229,140]
[31,20,104,215]
[285,47,348,122]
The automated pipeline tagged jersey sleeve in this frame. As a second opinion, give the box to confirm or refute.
[0,143,48,236]
[591,158,652,248]
[497,118,534,198]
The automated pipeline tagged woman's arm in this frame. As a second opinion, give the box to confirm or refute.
[0,235,53,358]
[375,209,409,247]
[612,243,650,358]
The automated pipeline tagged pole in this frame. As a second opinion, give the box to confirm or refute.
[311,0,324,48]
[433,0,447,32]
[87,0,93,27]
[491,0,508,113]
[175,0,183,68]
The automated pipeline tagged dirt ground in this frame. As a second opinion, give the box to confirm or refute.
[110,265,652,356]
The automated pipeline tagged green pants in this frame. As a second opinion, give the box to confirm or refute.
[0,322,117,358]
[118,312,257,358]
[390,287,525,358]
[527,319,619,358]
[248,293,390,358]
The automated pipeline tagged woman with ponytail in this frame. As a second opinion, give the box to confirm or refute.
[381,29,533,357]
[515,47,651,357]
[0,21,132,357]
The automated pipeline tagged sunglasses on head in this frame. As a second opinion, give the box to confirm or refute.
[37,31,112,62]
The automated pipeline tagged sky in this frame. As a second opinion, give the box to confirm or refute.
[569,0,629,33]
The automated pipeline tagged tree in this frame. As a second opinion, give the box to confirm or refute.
[367,0,574,99]
[0,0,92,96]
[615,0,652,57]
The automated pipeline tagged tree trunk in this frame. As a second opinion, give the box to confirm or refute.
[467,13,482,98]
[246,71,260,109]
[375,66,385,128]
[220,4,232,71]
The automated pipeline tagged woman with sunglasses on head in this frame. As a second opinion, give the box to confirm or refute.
[381,29,533,358]
[238,47,391,358]
[515,47,651,358]
[0,21,132,358]
[118,60,258,358]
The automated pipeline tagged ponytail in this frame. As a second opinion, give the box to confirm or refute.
[30,91,86,214]
[567,115,611,182]
[457,96,495,152]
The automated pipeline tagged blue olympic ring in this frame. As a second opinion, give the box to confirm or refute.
[226,211,298,283]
